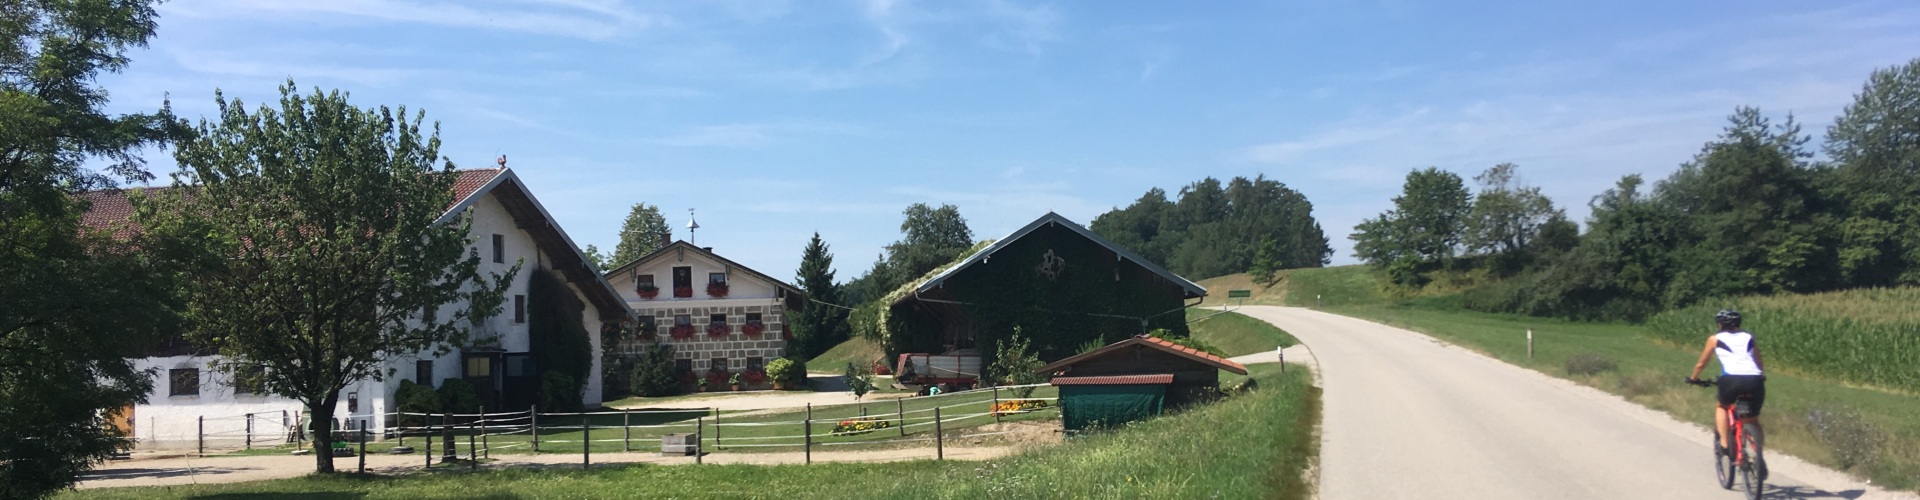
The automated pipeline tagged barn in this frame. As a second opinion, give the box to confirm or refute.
[1036,335,1248,431]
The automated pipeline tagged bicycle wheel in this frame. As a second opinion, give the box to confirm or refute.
[1741,430,1763,500]
[1714,430,1734,489]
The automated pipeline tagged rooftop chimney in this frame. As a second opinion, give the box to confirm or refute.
[658,230,671,249]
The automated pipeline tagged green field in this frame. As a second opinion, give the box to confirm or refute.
[807,336,887,374]
[1188,308,1300,357]
[1645,287,1920,395]
[69,365,1319,499]
[1331,302,1920,489]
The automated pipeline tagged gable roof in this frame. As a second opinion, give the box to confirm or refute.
[602,240,808,311]
[77,168,630,321]
[1034,334,1248,376]
[908,212,1206,300]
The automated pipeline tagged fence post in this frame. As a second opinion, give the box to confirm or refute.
[294,410,303,450]
[469,406,479,470]
[623,409,631,452]
[282,410,290,444]
[424,414,433,468]
[694,416,703,465]
[803,418,811,465]
[246,412,254,450]
[197,416,204,457]
[713,407,721,450]
[441,412,456,465]
[481,410,490,459]
[934,406,943,461]
[582,414,590,470]
[1527,330,1534,359]
[897,399,906,437]
[357,422,367,474]
[530,405,539,452]
[805,402,812,421]
[992,387,1001,424]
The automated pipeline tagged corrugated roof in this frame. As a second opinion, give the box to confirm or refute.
[900,212,1206,302]
[1050,374,1175,386]
[1034,334,1249,376]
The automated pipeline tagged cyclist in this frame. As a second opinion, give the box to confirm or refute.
[1686,309,1767,479]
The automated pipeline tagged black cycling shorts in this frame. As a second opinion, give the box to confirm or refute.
[1717,375,1766,416]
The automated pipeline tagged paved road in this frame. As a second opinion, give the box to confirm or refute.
[1230,306,1917,500]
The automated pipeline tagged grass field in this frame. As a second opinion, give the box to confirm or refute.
[69,365,1320,500]
[1331,302,1920,490]
[1188,308,1300,357]
[1645,287,1920,395]
[807,336,886,374]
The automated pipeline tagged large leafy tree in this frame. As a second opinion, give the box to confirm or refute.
[609,202,670,267]
[144,83,515,473]
[1465,163,1566,274]
[847,203,974,300]
[1350,167,1472,274]
[789,232,849,359]
[1092,175,1331,279]
[0,0,177,495]
[1827,58,1920,286]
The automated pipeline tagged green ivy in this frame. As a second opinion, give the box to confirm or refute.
[529,269,591,412]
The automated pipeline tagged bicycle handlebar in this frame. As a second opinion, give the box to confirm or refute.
[1685,377,1716,387]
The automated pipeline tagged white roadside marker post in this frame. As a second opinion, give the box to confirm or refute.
[1527,330,1534,360]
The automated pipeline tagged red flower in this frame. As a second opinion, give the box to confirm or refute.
[706,323,731,337]
[636,285,660,300]
[670,325,696,339]
[673,286,694,298]
[706,370,730,387]
[741,322,765,337]
[706,282,730,298]
[743,370,767,384]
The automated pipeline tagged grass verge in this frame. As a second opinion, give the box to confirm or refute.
[70,366,1319,500]
[1330,303,1920,490]
[1188,309,1301,357]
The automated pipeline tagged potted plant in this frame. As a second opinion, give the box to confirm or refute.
[670,324,696,340]
[706,281,730,298]
[766,358,796,390]
[741,322,765,337]
[728,373,742,391]
[706,322,731,337]
[636,283,660,300]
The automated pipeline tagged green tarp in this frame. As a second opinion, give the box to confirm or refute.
[1060,384,1166,431]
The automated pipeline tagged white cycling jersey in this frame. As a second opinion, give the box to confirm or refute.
[1713,331,1763,376]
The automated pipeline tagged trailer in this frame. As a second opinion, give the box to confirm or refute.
[894,352,981,388]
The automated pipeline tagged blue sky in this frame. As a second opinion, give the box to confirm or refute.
[99,0,1920,281]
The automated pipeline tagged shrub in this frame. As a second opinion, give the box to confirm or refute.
[765,357,805,389]
[436,378,481,415]
[988,329,1046,397]
[628,345,679,397]
[541,371,580,412]
[843,362,875,400]
[1807,404,1884,474]
[1564,352,1617,376]
[394,380,441,426]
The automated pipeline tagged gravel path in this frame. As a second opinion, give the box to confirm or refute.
[1233,305,1917,500]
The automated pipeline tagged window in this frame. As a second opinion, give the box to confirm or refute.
[745,313,763,326]
[514,295,526,323]
[747,357,764,372]
[674,314,692,327]
[506,354,534,377]
[636,316,656,338]
[710,314,727,326]
[708,272,727,285]
[233,365,266,395]
[492,234,504,263]
[672,267,693,297]
[465,356,493,378]
[710,357,729,372]
[416,360,434,387]
[169,368,199,397]
[636,274,654,287]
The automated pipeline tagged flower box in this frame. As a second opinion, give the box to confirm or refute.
[741,322,765,337]
[673,286,694,298]
[706,323,731,337]
[706,282,730,298]
[670,325,696,340]
[636,285,660,300]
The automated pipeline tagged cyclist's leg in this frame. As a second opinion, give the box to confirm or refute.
[1714,404,1731,449]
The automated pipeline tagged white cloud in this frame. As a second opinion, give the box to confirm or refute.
[160,0,658,40]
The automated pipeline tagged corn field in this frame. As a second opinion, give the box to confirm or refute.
[1645,287,1920,395]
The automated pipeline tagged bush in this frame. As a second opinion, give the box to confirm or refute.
[1807,404,1884,474]
[394,380,441,426]
[628,345,679,397]
[1564,352,1617,376]
[765,357,805,389]
[436,378,481,415]
[843,362,875,400]
[541,371,580,412]
[988,329,1046,398]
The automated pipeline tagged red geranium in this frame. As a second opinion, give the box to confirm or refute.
[706,323,731,337]
[743,369,767,384]
[673,286,694,298]
[677,371,697,385]
[705,370,729,387]
[741,322,765,337]
[706,282,730,298]
[636,284,659,300]
[670,325,696,339]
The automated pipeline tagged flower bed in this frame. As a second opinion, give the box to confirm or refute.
[989,399,1050,416]
[705,370,730,390]
[742,369,767,385]
[830,416,894,436]
[706,323,731,337]
[670,325,696,340]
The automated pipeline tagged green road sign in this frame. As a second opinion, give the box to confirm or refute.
[1227,290,1252,298]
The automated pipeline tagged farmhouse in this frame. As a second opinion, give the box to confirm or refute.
[1035,334,1249,431]
[885,213,1207,385]
[79,166,628,448]
[601,240,806,391]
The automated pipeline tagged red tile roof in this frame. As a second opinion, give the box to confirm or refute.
[1050,374,1175,386]
[77,168,504,239]
[1033,334,1249,376]
[1138,335,1248,374]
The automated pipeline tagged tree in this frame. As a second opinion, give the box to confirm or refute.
[986,329,1045,397]
[1249,234,1279,286]
[1350,167,1473,274]
[610,203,670,267]
[1093,175,1332,279]
[145,83,515,473]
[0,1,178,494]
[789,233,850,359]
[581,244,610,272]
[843,362,875,400]
[1465,163,1565,274]
[1826,58,1920,286]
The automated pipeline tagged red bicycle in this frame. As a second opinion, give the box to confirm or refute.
[1689,377,1763,499]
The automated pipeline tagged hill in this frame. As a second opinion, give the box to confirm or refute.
[1196,265,1383,308]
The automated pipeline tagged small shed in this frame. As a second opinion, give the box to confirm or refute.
[1036,335,1249,431]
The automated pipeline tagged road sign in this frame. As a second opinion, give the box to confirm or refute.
[1227,290,1252,298]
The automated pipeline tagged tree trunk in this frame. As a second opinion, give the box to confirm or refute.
[308,394,339,474]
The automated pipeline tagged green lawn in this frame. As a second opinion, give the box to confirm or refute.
[69,365,1320,500]
[1281,265,1383,308]
[807,336,886,374]
[1332,303,1920,490]
[1188,309,1300,357]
